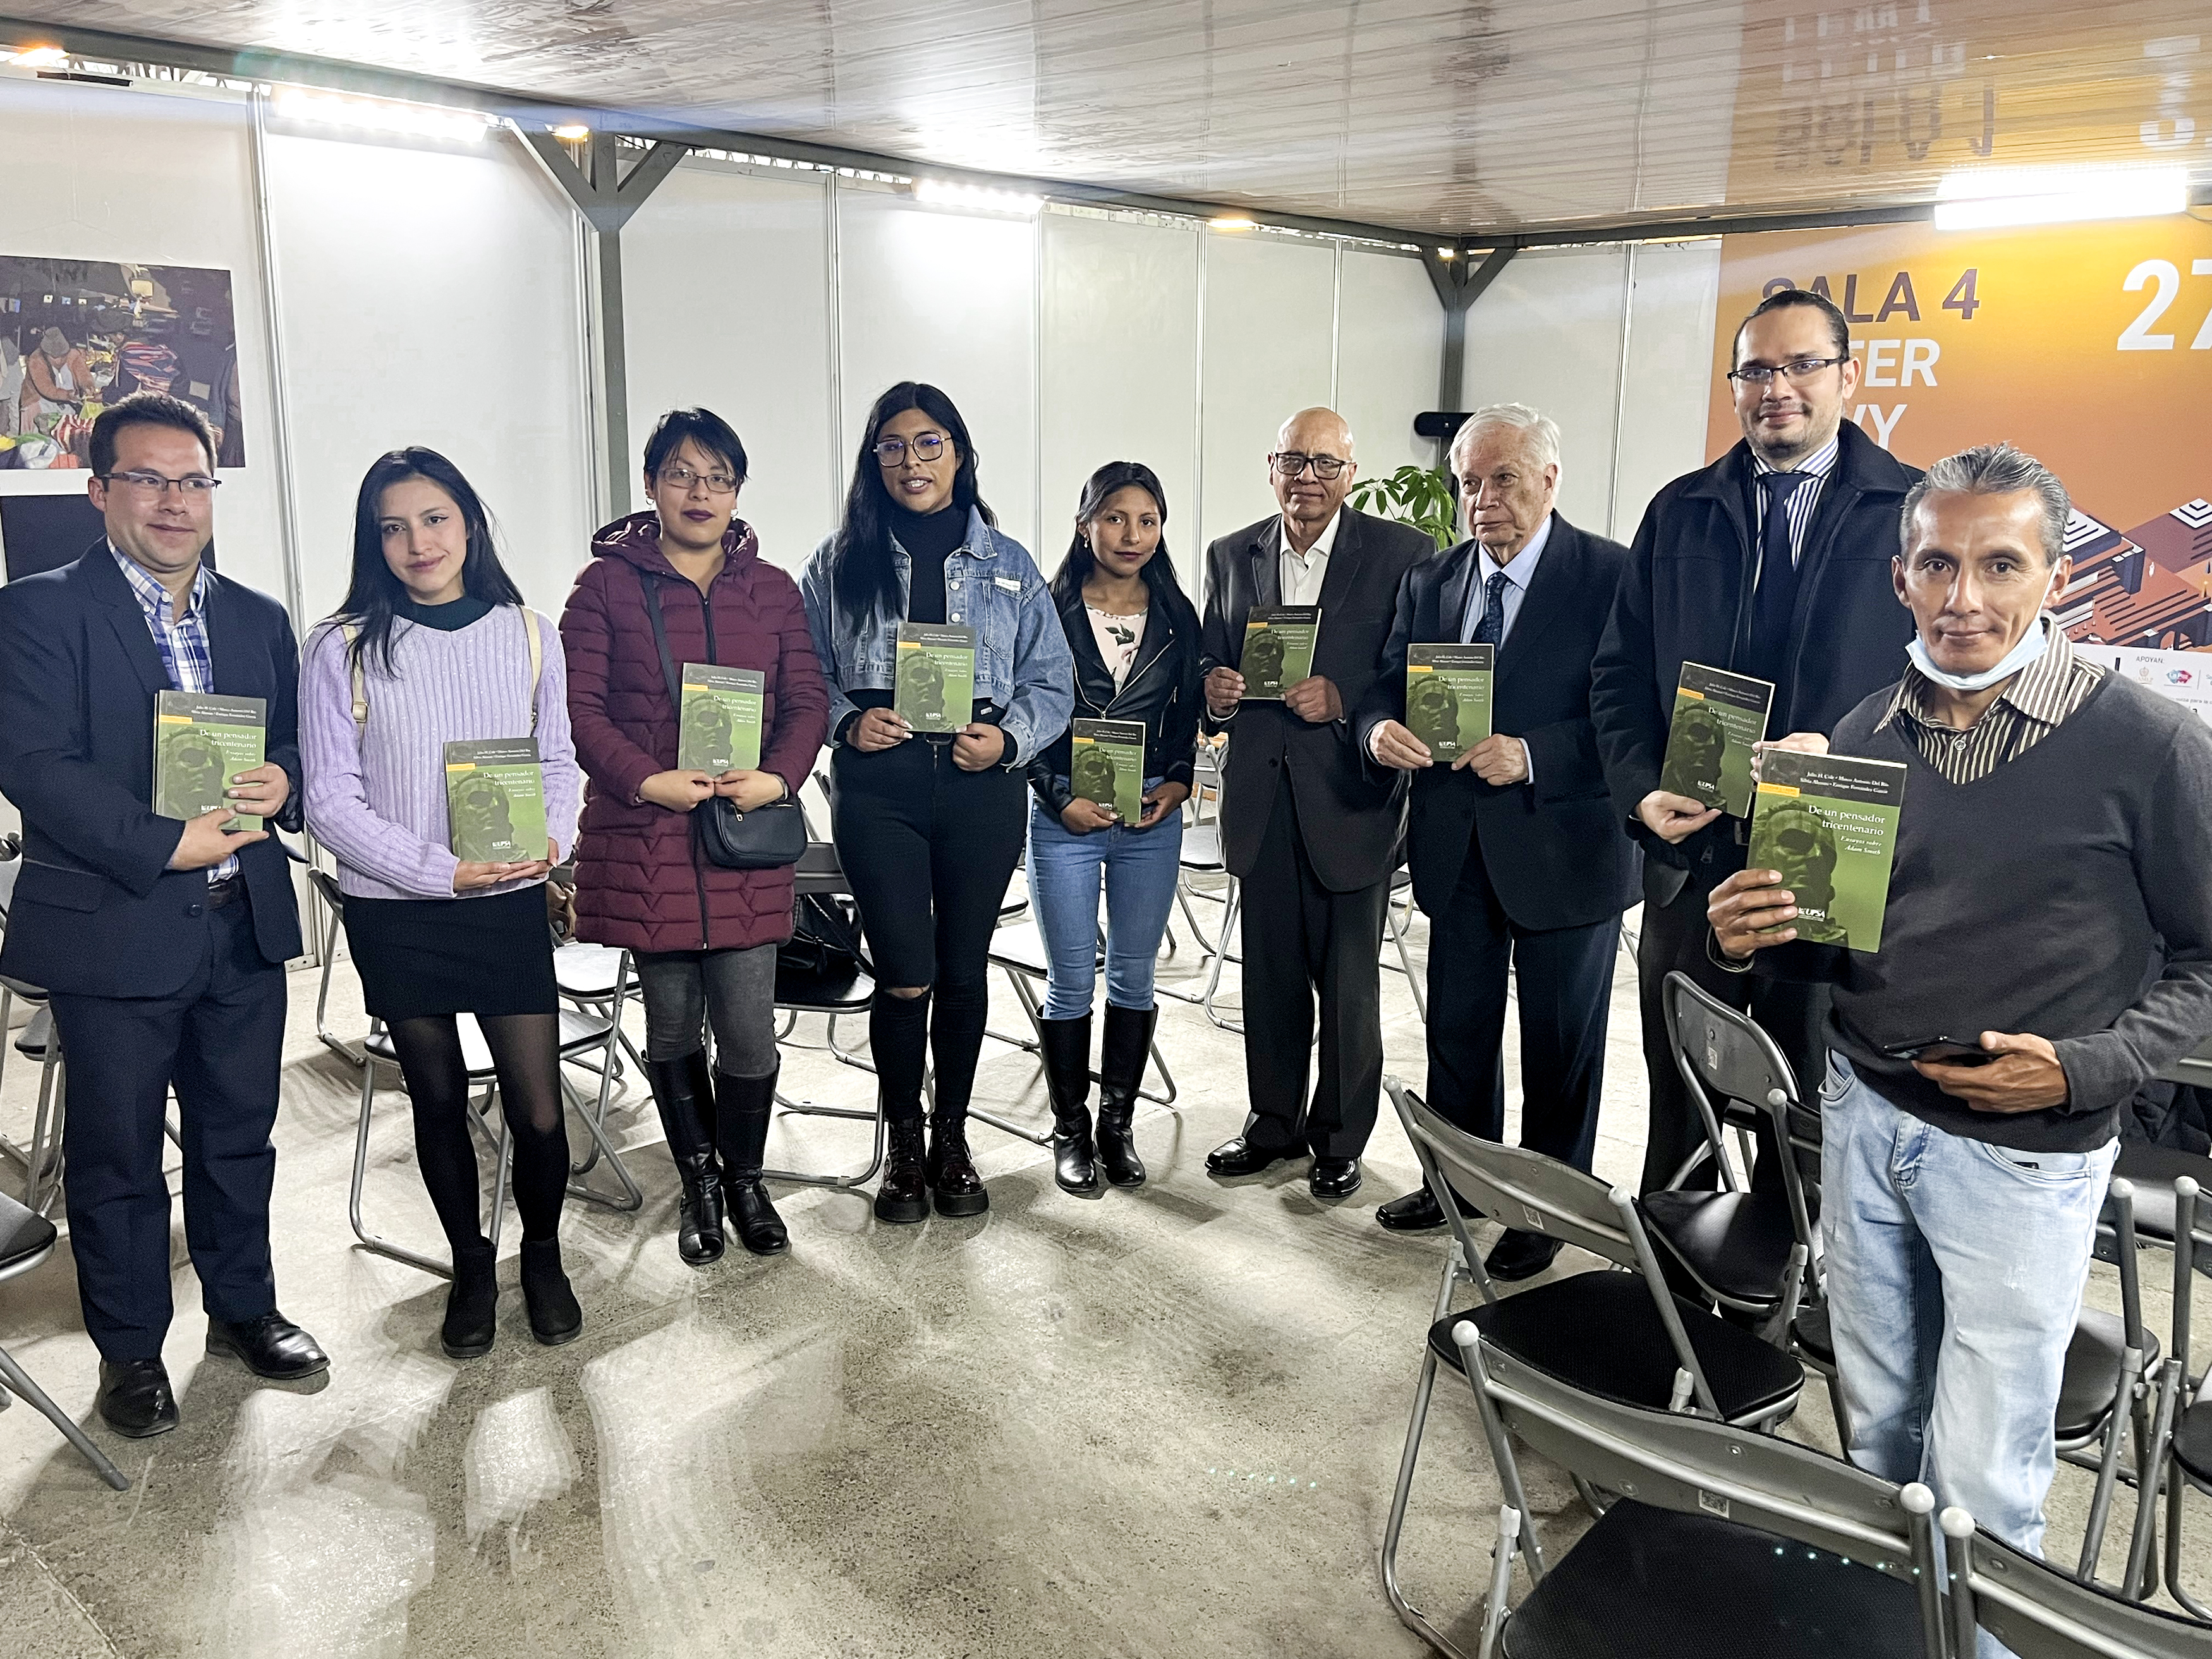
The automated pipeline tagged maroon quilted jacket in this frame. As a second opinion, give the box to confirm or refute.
[562,513,830,954]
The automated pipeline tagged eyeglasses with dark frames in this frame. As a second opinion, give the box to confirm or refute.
[873,433,949,466]
[98,470,221,496]
[1727,356,1849,387]
[658,462,738,495]
[1271,451,1348,480]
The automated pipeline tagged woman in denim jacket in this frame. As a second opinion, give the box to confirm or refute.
[799,382,1073,1224]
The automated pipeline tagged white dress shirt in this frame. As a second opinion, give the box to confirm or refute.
[1279,506,1343,606]
[1459,514,1553,645]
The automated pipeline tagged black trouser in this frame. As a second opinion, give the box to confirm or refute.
[1239,771,1392,1161]
[1426,842,1618,1176]
[831,737,1028,1122]
[1636,872,1826,1194]
[49,884,285,1362]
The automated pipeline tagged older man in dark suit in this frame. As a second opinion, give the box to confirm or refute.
[0,393,325,1440]
[1355,405,1639,1277]
[1199,407,1435,1201]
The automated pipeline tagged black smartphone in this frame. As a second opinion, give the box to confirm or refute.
[1880,1036,1993,1066]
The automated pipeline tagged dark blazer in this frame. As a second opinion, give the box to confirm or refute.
[1353,514,1639,931]
[1027,568,1203,818]
[1199,504,1435,892]
[0,543,305,996]
[1589,421,1921,904]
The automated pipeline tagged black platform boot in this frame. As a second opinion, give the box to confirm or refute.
[441,1235,498,1358]
[714,1067,789,1256]
[927,1110,990,1217]
[518,1236,583,1346]
[1038,1014,1097,1193]
[646,1052,725,1267]
[1095,1002,1154,1189]
[875,1115,932,1224]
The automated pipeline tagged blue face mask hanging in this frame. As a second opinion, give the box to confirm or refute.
[1906,613,2052,692]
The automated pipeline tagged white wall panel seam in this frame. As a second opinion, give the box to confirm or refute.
[1033,211,1045,560]
[825,170,845,514]
[1330,241,1342,412]
[1608,243,1636,540]
[246,87,306,627]
[1193,231,1208,576]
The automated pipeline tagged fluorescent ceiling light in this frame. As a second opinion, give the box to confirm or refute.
[913,178,1043,216]
[551,123,590,141]
[6,44,68,68]
[273,87,495,145]
[1933,166,2188,230]
[1208,216,1256,231]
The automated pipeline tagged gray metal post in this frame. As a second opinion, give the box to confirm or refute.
[1425,245,1517,420]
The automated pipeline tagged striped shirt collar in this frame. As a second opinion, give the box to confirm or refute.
[1876,619,2082,738]
[1750,430,1840,482]
[109,540,213,625]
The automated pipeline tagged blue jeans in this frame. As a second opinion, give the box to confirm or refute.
[1025,781,1183,1019]
[1820,1053,2116,1564]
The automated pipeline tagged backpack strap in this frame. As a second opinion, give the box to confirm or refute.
[339,624,367,727]
[520,606,544,734]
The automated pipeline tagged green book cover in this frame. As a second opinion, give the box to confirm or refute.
[152,691,267,832]
[1241,605,1320,699]
[1747,748,1907,953]
[444,738,549,864]
[1070,717,1146,822]
[1659,661,1775,817]
[895,623,976,734]
[678,662,764,774]
[1405,643,1495,760]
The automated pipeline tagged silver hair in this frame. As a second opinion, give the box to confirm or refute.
[1900,442,2070,565]
[1453,403,1562,475]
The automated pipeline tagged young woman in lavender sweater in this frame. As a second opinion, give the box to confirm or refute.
[300,448,585,1358]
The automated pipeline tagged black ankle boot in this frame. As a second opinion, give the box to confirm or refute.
[927,1111,990,1217]
[442,1236,497,1358]
[875,1116,931,1224]
[1038,1014,1097,1193]
[647,1054,724,1266]
[518,1236,583,1346]
[1096,1003,1155,1188]
[714,1067,789,1256]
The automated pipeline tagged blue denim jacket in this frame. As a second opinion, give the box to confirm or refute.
[801,506,1074,766]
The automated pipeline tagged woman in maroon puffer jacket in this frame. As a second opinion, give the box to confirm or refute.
[561,409,829,1265]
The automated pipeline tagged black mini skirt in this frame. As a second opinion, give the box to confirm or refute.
[343,884,559,1023]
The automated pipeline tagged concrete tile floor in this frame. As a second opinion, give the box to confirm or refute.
[0,893,2205,1656]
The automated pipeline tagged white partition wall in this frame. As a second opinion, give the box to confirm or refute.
[620,162,839,574]
[1199,231,1339,552]
[1615,241,1725,540]
[1337,248,1449,485]
[835,185,1042,557]
[1038,212,1201,585]
[261,128,593,619]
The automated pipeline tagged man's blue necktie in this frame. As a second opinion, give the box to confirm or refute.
[1746,471,1808,684]
[1471,569,1510,648]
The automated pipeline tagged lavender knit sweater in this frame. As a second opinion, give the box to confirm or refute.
[300,607,583,901]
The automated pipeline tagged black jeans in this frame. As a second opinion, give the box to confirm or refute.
[830,737,1027,1121]
[632,944,779,1078]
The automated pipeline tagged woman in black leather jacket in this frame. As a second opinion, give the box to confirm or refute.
[1025,461,1203,1194]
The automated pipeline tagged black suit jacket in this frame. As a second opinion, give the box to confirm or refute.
[1353,514,1639,930]
[1589,422,1921,906]
[1199,505,1435,892]
[0,543,305,996]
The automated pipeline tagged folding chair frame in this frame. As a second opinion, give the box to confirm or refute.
[1942,1503,2212,1659]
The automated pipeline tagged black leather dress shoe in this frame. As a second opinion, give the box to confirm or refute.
[1375,1188,1478,1231]
[1310,1157,1363,1200]
[1484,1228,1565,1282]
[97,1358,179,1438]
[1205,1136,1304,1178]
[206,1312,329,1380]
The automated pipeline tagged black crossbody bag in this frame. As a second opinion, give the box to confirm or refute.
[637,564,806,870]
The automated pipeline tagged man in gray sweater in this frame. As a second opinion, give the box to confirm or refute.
[1708,443,2212,1565]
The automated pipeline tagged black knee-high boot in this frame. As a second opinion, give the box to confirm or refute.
[647,1051,726,1266]
[1096,1004,1154,1188]
[1038,1014,1096,1193]
[714,1067,789,1256]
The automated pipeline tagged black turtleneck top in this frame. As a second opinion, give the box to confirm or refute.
[891,501,964,624]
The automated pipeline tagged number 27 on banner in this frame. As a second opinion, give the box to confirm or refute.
[2119,260,2212,351]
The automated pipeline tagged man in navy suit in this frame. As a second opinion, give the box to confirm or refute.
[0,392,325,1439]
[1354,405,1638,1278]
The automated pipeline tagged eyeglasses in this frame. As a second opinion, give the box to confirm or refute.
[98,470,221,496]
[873,433,948,466]
[658,462,738,495]
[1272,451,1348,480]
[1727,356,1847,387]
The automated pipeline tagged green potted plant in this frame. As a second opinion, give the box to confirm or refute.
[1349,464,1458,550]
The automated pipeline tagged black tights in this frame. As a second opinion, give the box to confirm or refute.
[387,1012,571,1248]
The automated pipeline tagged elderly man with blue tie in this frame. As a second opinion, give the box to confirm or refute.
[1354,404,1638,1279]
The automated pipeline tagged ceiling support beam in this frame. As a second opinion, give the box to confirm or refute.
[517,131,690,523]
[1423,245,1516,442]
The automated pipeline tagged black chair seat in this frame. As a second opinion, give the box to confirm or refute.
[1794,1303,1834,1367]
[1498,1498,1924,1659]
[2055,1306,2158,1445]
[2172,1399,2212,1485]
[775,958,874,1012]
[1430,1271,1804,1423]
[0,1187,58,1275]
[2110,1142,2212,1248]
[1640,1189,1801,1306]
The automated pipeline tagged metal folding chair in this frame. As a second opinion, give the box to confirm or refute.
[0,1187,129,1492]
[0,854,67,1212]
[2134,1176,2212,1617]
[762,841,887,1193]
[1378,1075,1807,1656]
[1381,866,1428,1022]
[1161,820,1241,1031]
[1445,1320,1944,1659]
[552,940,644,1194]
[1940,1503,2209,1659]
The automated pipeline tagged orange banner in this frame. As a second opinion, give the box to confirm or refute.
[1707,219,2212,648]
